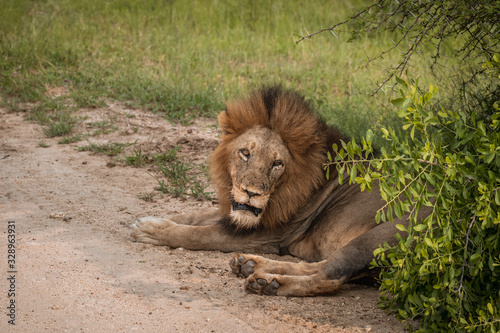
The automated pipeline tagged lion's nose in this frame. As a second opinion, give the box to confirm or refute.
[245,189,258,197]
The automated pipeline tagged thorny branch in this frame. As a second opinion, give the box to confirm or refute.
[295,0,500,96]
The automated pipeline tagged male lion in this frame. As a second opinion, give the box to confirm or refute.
[131,86,407,296]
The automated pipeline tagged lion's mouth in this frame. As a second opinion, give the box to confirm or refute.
[232,201,263,217]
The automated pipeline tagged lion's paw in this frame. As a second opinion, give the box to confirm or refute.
[230,254,257,278]
[245,274,281,296]
[130,217,175,245]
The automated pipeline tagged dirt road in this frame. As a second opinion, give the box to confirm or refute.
[0,105,404,332]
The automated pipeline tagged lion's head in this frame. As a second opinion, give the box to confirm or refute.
[210,86,345,231]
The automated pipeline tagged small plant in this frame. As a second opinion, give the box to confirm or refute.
[156,160,192,198]
[58,134,84,144]
[27,100,78,138]
[155,179,171,195]
[151,147,179,164]
[87,119,117,135]
[4,97,25,112]
[124,147,146,167]
[38,141,50,148]
[138,191,156,202]
[77,142,132,156]
[190,182,213,200]
[42,121,74,137]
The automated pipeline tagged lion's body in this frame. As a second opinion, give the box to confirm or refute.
[131,86,408,296]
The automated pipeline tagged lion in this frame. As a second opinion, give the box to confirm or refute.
[130,86,409,296]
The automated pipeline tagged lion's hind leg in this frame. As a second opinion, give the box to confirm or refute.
[244,271,348,296]
[230,254,331,296]
[230,254,325,278]
[230,254,334,296]
[242,221,406,296]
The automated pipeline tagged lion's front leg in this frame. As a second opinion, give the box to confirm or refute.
[130,217,282,253]
[165,210,221,226]
[131,217,232,250]
[130,217,178,246]
[130,210,222,245]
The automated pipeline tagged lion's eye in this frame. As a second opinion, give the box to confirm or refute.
[273,160,283,169]
[239,149,250,161]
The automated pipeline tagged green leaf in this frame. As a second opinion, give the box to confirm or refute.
[470,253,481,261]
[414,224,427,232]
[484,153,495,164]
[478,122,487,136]
[396,224,407,232]
[462,131,476,144]
[391,97,406,107]
[424,237,433,247]
[487,303,494,315]
[349,165,357,184]
[394,202,403,219]
[366,129,374,145]
[463,186,469,200]
[387,206,393,222]
[373,247,384,256]
[395,76,408,88]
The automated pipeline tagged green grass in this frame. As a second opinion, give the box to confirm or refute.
[42,121,74,138]
[58,134,84,144]
[156,160,193,197]
[77,142,133,156]
[123,147,147,167]
[0,0,459,140]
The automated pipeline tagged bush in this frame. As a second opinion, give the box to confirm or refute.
[328,58,500,331]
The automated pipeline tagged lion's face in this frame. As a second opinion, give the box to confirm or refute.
[227,127,291,228]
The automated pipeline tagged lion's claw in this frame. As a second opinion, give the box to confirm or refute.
[246,277,280,296]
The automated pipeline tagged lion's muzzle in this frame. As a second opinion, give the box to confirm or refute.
[232,200,263,217]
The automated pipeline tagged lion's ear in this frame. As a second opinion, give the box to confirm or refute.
[218,111,234,135]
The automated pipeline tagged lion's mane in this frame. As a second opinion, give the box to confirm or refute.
[210,86,345,230]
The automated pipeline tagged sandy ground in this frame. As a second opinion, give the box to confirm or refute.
[0,104,406,332]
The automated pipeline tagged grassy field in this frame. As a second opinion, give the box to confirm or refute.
[0,0,454,139]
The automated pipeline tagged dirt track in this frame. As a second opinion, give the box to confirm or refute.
[0,105,405,332]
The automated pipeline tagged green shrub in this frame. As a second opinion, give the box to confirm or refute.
[328,65,500,331]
